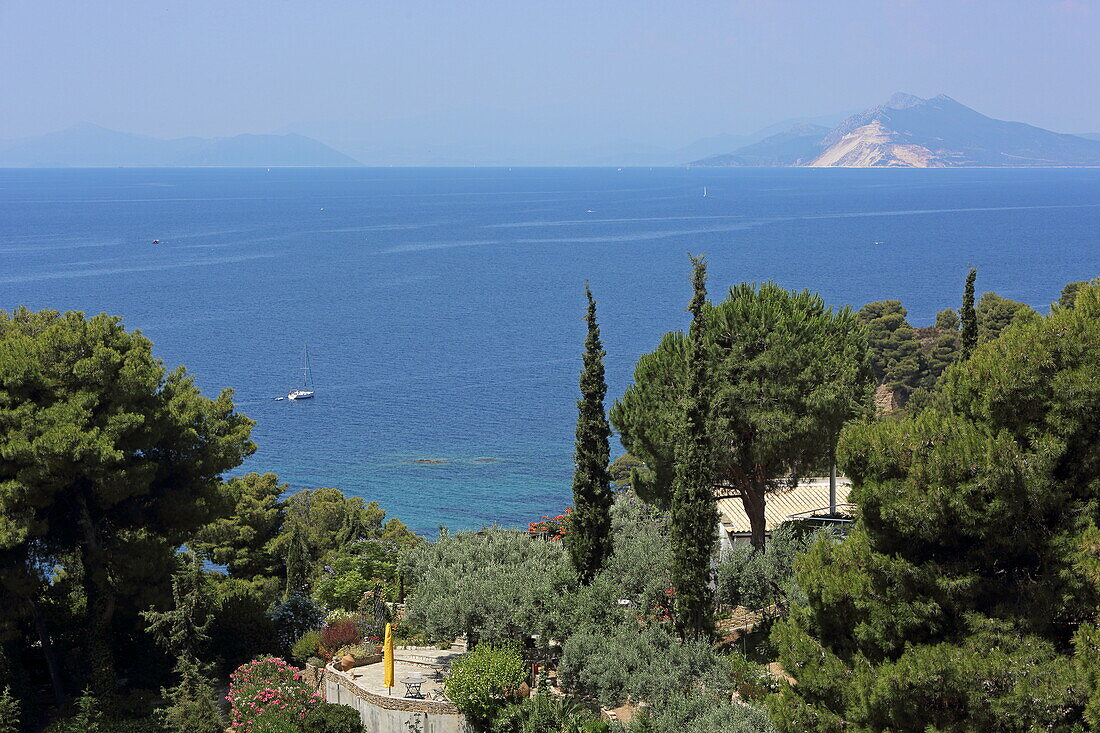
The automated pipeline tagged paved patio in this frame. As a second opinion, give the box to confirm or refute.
[342,646,464,702]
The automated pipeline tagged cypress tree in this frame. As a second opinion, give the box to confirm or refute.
[284,514,311,600]
[670,256,716,638]
[566,284,613,584]
[961,267,978,359]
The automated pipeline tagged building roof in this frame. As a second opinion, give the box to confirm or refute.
[717,479,852,535]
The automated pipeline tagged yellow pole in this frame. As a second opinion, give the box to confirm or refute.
[383,622,395,690]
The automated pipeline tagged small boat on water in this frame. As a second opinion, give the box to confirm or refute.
[287,344,315,400]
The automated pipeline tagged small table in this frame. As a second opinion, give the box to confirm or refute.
[400,676,426,699]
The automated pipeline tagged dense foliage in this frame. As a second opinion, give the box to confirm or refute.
[717,522,836,614]
[975,290,1038,342]
[771,282,1100,730]
[157,657,224,733]
[0,307,419,727]
[300,702,364,733]
[403,528,575,646]
[857,300,930,397]
[404,492,775,730]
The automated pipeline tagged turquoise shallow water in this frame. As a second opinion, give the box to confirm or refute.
[2,167,1098,533]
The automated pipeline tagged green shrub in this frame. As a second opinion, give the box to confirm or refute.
[301,702,364,732]
[559,625,722,708]
[490,695,609,733]
[292,630,324,663]
[716,523,836,613]
[625,695,774,733]
[444,644,527,726]
[313,551,381,612]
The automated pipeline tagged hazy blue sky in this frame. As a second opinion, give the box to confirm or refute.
[2,0,1097,144]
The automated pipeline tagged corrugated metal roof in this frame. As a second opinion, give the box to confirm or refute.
[717,479,852,535]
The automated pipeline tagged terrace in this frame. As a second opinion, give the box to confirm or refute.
[322,646,466,733]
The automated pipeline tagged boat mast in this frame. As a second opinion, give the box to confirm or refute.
[301,344,314,389]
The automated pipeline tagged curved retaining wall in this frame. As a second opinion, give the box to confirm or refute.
[320,663,464,733]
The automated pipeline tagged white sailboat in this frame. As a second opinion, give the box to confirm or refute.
[703,186,708,198]
[287,344,315,400]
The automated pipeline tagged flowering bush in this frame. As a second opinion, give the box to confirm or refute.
[324,608,356,624]
[319,619,361,656]
[356,617,384,646]
[227,657,320,731]
[269,593,325,652]
[528,507,571,540]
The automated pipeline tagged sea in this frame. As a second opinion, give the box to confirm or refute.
[2,167,1098,534]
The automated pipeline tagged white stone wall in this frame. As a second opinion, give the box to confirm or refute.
[324,671,465,733]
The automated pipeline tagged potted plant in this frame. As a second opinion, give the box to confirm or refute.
[336,644,376,671]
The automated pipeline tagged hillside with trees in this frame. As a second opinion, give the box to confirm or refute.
[1,273,1098,732]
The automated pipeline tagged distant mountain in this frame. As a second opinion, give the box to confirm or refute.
[691,93,1100,168]
[0,123,203,166]
[691,123,830,166]
[282,112,853,166]
[1078,133,1100,141]
[170,134,361,167]
[0,123,361,167]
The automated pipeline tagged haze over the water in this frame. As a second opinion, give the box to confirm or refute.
[2,0,1098,158]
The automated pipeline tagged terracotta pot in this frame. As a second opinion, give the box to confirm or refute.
[340,653,356,671]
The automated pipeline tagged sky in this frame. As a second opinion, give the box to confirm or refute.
[1,0,1098,146]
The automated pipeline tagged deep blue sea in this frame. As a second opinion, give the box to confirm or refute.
[2,167,1098,533]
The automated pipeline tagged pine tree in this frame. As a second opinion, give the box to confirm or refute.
[670,256,716,638]
[613,280,871,551]
[961,267,978,359]
[771,284,1100,730]
[68,689,103,733]
[0,686,19,733]
[158,657,225,733]
[141,554,213,662]
[566,284,614,584]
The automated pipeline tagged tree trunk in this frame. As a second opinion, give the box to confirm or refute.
[28,599,66,709]
[78,499,117,703]
[740,480,768,552]
[829,463,837,515]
